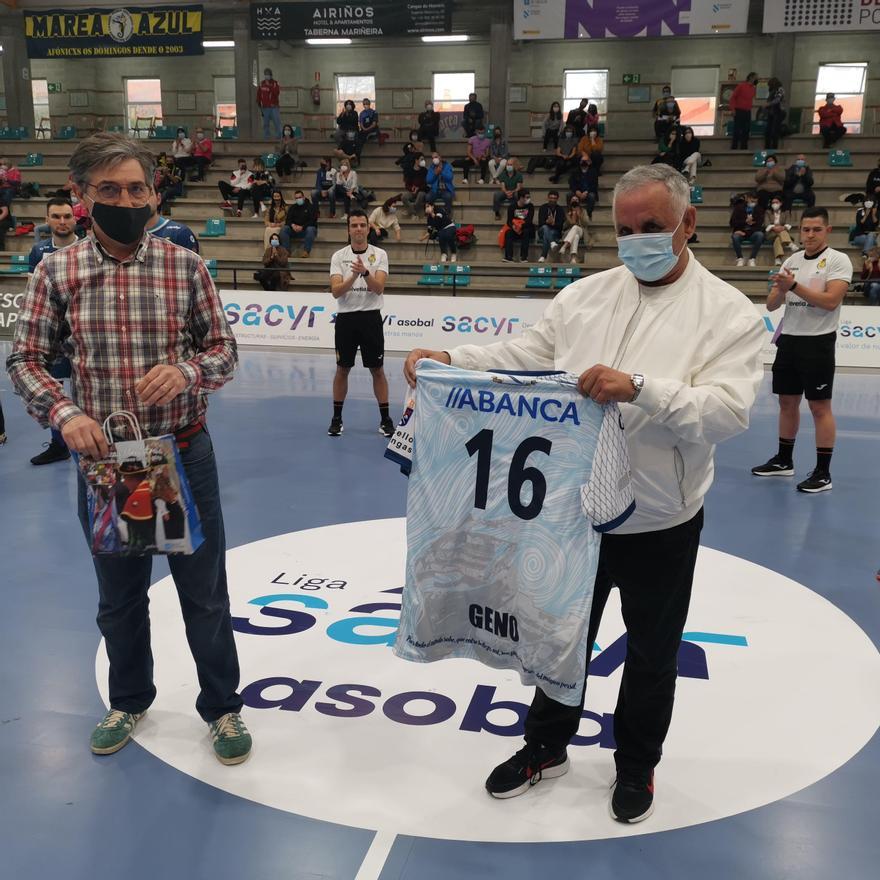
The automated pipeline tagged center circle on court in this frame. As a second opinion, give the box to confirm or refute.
[95,518,880,841]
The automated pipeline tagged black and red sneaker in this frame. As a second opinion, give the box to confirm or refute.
[610,769,655,823]
[485,743,569,799]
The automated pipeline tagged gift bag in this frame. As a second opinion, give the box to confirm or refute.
[77,411,205,557]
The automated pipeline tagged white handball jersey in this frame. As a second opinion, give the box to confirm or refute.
[780,246,853,336]
[329,244,389,313]
[385,360,635,706]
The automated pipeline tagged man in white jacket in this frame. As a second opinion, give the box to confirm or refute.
[403,164,765,824]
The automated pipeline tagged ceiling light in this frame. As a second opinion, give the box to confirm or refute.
[421,35,469,43]
[203,40,235,48]
[306,38,353,46]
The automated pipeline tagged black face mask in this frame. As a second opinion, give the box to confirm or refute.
[91,202,152,245]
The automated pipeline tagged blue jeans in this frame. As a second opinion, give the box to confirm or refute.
[853,233,877,254]
[281,224,317,253]
[312,188,336,215]
[865,280,880,304]
[77,428,242,723]
[732,231,765,259]
[539,225,560,257]
[261,106,282,139]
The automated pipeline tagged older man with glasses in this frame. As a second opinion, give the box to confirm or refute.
[6,132,251,766]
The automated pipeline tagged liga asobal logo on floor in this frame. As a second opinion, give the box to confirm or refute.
[96,520,880,843]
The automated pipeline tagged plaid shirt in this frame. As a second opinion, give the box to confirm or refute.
[6,234,237,439]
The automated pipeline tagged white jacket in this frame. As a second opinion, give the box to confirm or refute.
[449,252,765,533]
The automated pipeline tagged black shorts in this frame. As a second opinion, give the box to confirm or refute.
[334,310,385,369]
[771,332,836,400]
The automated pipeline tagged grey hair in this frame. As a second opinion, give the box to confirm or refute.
[68,132,156,189]
[612,164,690,223]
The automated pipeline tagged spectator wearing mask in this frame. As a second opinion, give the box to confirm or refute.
[368,197,403,246]
[257,234,291,291]
[865,158,880,201]
[652,128,681,168]
[558,195,591,264]
[783,155,816,209]
[492,159,524,220]
[852,199,878,255]
[426,151,455,211]
[764,198,797,265]
[0,156,21,207]
[246,157,274,218]
[730,193,766,266]
[421,201,457,263]
[585,103,600,131]
[312,157,338,218]
[543,102,564,151]
[536,189,565,262]
[817,93,846,147]
[418,101,440,152]
[335,100,360,161]
[154,152,183,210]
[281,189,318,258]
[334,160,362,216]
[403,152,429,218]
[565,99,589,138]
[454,124,492,183]
[861,247,880,304]
[764,77,786,150]
[257,68,282,139]
[276,124,305,179]
[729,72,758,150]
[191,128,213,181]
[217,157,253,216]
[358,98,381,150]
[550,124,580,184]
[263,189,287,248]
[576,126,604,174]
[396,136,420,174]
[678,127,703,183]
[754,153,785,208]
[487,128,510,183]
[652,85,681,143]
[169,129,193,178]
[502,189,535,263]
[145,191,199,253]
[568,153,599,219]
[463,93,485,138]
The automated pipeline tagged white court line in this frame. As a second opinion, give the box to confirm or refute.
[354,830,397,880]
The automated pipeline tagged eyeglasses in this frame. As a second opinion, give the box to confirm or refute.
[86,181,151,206]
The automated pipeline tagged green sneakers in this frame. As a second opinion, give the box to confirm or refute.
[90,709,145,755]
[89,707,252,764]
[209,712,252,765]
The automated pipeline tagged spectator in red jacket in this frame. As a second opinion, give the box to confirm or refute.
[0,156,22,207]
[817,93,846,148]
[257,68,282,140]
[729,72,758,151]
[191,127,214,181]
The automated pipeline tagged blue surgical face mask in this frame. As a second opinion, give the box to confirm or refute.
[796,159,806,167]
[616,212,687,283]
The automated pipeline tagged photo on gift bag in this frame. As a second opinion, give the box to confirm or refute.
[80,458,124,555]
[114,455,157,553]
[145,438,190,552]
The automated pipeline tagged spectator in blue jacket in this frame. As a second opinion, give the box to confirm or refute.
[358,98,381,150]
[426,150,455,211]
[536,190,565,261]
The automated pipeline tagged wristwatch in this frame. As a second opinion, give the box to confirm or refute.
[790,280,798,293]
[630,373,645,402]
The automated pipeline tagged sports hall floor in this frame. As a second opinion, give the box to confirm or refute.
[1,344,879,879]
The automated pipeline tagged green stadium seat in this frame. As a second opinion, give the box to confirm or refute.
[219,126,239,139]
[597,122,606,137]
[57,126,77,140]
[0,127,22,139]
[525,266,553,289]
[417,264,446,286]
[152,125,179,139]
[445,264,471,287]
[555,266,582,289]
[262,153,277,169]
[204,258,218,278]
[690,184,703,204]
[23,153,43,166]
[107,124,125,134]
[0,255,30,275]
[292,125,303,139]
[202,218,226,238]
[828,149,852,167]
[752,149,775,167]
